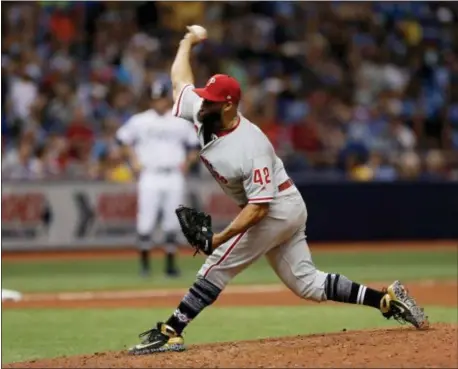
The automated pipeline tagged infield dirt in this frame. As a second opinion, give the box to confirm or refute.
[3,324,457,368]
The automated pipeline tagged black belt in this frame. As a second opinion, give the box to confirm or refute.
[154,167,179,174]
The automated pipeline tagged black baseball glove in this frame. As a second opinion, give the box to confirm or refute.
[175,205,213,256]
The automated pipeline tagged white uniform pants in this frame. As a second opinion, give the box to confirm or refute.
[137,170,185,251]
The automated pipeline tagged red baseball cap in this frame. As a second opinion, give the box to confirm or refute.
[193,74,241,104]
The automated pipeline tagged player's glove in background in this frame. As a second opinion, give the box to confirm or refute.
[175,205,213,256]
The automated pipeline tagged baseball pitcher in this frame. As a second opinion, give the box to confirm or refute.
[129,28,428,354]
[116,81,200,277]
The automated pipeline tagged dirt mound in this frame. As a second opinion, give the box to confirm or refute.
[5,324,456,368]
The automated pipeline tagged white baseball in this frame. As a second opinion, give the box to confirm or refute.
[188,25,208,40]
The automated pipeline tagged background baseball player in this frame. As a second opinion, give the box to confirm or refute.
[129,27,428,354]
[116,81,200,278]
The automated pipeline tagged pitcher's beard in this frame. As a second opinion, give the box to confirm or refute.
[199,111,222,145]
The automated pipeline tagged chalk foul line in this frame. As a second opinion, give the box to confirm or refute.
[5,280,457,303]
[17,284,288,302]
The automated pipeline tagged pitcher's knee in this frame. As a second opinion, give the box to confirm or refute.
[197,267,229,291]
[296,270,328,302]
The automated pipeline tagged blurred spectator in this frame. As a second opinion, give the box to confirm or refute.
[2,138,42,180]
[397,151,421,180]
[47,81,77,128]
[8,65,38,130]
[102,147,134,183]
[368,151,398,181]
[382,116,417,152]
[2,1,457,182]
[42,132,68,177]
[34,144,60,178]
[64,107,94,178]
[108,87,135,125]
[89,116,121,179]
[345,152,374,182]
[421,150,448,180]
[49,7,77,45]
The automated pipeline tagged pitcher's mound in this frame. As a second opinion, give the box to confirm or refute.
[5,324,457,368]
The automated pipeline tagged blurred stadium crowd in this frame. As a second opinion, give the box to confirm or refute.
[2,1,458,182]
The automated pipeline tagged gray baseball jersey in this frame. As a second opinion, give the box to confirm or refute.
[172,84,295,207]
[172,84,328,304]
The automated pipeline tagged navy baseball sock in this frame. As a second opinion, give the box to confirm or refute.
[138,234,151,273]
[166,277,221,334]
[325,274,385,309]
[165,253,177,273]
[164,233,178,274]
[140,250,150,272]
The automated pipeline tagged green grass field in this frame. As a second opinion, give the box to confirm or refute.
[2,248,457,364]
[3,306,457,364]
[3,249,457,292]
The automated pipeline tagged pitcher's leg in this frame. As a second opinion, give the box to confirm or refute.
[265,231,328,302]
[266,230,388,308]
[129,215,309,356]
[196,231,253,289]
[151,231,255,340]
[164,229,267,334]
[266,230,428,328]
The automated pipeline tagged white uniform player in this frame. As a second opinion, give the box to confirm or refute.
[129,29,428,355]
[116,82,199,277]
